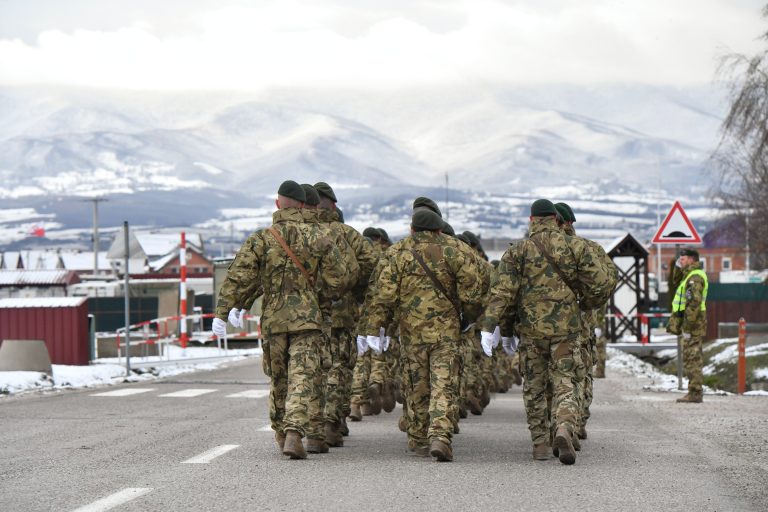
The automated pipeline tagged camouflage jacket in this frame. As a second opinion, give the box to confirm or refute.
[563,224,618,333]
[681,261,707,337]
[215,208,357,336]
[363,231,485,343]
[303,207,361,332]
[317,208,378,329]
[482,217,616,339]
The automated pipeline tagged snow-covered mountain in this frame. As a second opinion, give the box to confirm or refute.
[0,85,725,249]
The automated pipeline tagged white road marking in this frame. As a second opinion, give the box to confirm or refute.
[258,424,273,432]
[158,389,217,398]
[181,444,240,464]
[226,389,269,398]
[90,388,156,397]
[70,487,152,512]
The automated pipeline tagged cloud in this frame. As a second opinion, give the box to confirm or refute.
[0,0,764,90]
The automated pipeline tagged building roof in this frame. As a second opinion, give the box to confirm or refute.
[604,232,649,258]
[59,251,110,272]
[703,216,746,249]
[107,231,204,262]
[0,270,81,286]
[0,251,21,269]
[0,297,87,308]
[17,250,62,270]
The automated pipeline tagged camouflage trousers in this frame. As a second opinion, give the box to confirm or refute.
[351,351,372,406]
[595,334,607,377]
[682,334,704,395]
[324,328,356,425]
[401,338,459,447]
[459,331,482,404]
[577,336,594,429]
[519,333,582,445]
[493,350,513,390]
[264,330,322,439]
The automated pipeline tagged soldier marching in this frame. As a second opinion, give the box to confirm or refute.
[214,183,646,465]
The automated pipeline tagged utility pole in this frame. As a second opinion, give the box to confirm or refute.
[745,209,750,276]
[82,198,108,276]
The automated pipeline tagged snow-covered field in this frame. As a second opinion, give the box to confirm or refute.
[0,346,262,396]
[607,345,768,397]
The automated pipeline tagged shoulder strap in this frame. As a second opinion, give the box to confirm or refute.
[529,235,579,300]
[409,248,462,319]
[267,226,315,288]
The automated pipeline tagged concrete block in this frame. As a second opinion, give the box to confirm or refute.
[0,339,53,375]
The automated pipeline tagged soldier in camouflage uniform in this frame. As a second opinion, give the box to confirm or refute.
[667,248,708,403]
[314,182,378,442]
[453,232,493,417]
[481,199,615,465]
[214,180,357,460]
[363,208,484,462]
[555,202,618,440]
[364,229,399,415]
[299,184,362,450]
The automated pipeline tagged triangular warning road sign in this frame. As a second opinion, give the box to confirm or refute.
[652,201,701,244]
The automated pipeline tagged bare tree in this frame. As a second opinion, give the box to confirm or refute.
[714,5,768,269]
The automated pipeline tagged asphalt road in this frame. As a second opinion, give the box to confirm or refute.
[1,357,767,512]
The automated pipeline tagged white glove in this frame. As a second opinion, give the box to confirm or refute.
[480,331,495,357]
[382,336,391,352]
[682,332,692,340]
[228,308,247,329]
[367,335,382,355]
[594,327,602,338]
[212,318,227,339]
[356,335,369,356]
[491,326,501,348]
[501,336,518,355]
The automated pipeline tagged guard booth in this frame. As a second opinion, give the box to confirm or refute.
[605,233,650,342]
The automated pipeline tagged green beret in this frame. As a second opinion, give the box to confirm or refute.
[376,228,391,244]
[413,197,442,217]
[554,202,576,223]
[462,231,480,248]
[314,182,337,202]
[680,248,699,258]
[335,207,344,223]
[530,199,557,217]
[301,184,320,206]
[411,209,444,231]
[442,222,455,236]
[363,227,382,239]
[278,180,306,203]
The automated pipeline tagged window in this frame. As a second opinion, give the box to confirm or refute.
[700,257,707,272]
[722,257,732,271]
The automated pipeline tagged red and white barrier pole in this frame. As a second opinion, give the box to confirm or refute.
[179,231,188,349]
[738,317,747,394]
[640,315,649,345]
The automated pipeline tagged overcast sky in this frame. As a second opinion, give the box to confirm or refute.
[0,0,765,91]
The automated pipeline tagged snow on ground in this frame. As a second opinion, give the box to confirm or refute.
[0,345,262,396]
[704,341,768,375]
[606,347,727,395]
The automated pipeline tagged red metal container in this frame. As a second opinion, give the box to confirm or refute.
[0,298,90,365]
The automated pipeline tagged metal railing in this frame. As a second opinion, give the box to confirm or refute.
[96,312,262,363]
